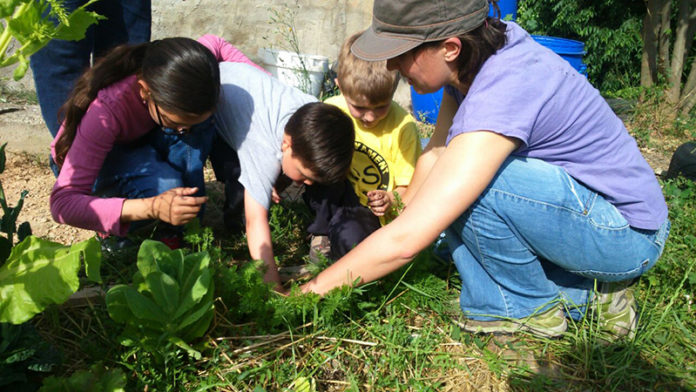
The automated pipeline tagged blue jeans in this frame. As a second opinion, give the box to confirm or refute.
[30,0,151,137]
[96,122,214,199]
[446,157,670,321]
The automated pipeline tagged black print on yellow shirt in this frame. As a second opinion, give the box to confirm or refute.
[349,141,389,191]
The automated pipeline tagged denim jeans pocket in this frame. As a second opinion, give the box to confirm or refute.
[586,193,630,230]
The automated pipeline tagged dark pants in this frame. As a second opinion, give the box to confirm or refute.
[209,134,245,234]
[30,0,152,137]
[304,181,381,260]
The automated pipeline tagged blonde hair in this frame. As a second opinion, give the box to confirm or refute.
[337,31,399,104]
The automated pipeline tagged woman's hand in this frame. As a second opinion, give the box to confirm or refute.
[366,190,393,216]
[150,187,208,226]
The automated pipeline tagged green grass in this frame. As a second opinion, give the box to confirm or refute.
[21,178,696,391]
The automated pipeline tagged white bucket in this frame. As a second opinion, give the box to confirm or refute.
[258,48,329,97]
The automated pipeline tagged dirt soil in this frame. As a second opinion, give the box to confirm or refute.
[0,102,678,246]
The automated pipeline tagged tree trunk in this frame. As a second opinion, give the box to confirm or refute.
[641,0,661,88]
[681,56,696,115]
[666,0,692,107]
[657,0,672,75]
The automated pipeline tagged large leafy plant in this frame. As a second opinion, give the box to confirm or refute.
[0,235,101,324]
[38,363,126,392]
[105,240,215,359]
[0,0,104,80]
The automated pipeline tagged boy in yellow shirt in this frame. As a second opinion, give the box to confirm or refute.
[305,31,422,261]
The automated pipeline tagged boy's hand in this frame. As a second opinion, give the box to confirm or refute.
[263,268,287,294]
[366,190,393,216]
[271,186,282,204]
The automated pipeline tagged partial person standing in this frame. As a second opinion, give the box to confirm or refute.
[31,0,151,137]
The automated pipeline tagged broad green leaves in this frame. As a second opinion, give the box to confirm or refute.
[106,240,215,359]
[0,236,101,324]
[38,363,126,392]
[0,0,104,80]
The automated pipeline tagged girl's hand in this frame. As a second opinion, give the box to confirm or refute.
[366,190,393,216]
[151,187,208,226]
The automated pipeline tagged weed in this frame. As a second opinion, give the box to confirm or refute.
[264,2,312,95]
[14,164,696,390]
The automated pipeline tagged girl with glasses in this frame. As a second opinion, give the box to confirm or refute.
[50,35,264,247]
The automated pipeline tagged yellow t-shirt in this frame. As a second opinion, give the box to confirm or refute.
[326,95,422,222]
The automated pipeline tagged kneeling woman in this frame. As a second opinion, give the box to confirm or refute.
[301,0,670,339]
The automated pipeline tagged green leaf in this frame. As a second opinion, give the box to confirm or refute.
[173,266,212,319]
[54,7,105,41]
[145,271,180,315]
[168,336,201,360]
[69,237,101,283]
[0,236,82,324]
[38,363,126,392]
[178,301,214,341]
[105,285,135,324]
[121,286,168,323]
[7,2,48,44]
[0,0,23,20]
[136,240,171,277]
[177,295,214,332]
[11,54,28,80]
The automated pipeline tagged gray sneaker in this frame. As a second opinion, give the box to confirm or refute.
[460,305,568,338]
[594,281,638,339]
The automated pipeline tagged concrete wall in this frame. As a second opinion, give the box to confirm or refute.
[0,0,413,111]
[1,0,374,92]
[152,0,374,65]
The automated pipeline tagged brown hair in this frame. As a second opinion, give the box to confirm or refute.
[54,37,220,166]
[416,16,507,95]
[337,31,399,104]
[284,102,355,184]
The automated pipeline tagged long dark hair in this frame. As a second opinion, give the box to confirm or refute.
[54,37,220,166]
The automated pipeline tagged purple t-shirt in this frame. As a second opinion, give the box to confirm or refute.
[445,22,667,230]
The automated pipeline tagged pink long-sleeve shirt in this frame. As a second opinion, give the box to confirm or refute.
[50,35,266,236]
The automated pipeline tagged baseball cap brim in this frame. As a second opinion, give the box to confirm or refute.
[351,26,422,62]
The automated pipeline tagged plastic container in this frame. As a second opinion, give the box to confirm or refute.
[530,35,587,75]
[410,86,443,124]
[489,0,517,20]
[257,48,329,97]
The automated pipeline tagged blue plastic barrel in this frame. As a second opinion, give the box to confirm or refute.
[410,86,443,124]
[531,35,587,75]
[489,0,517,20]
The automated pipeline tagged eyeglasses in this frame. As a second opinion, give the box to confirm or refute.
[152,98,190,135]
